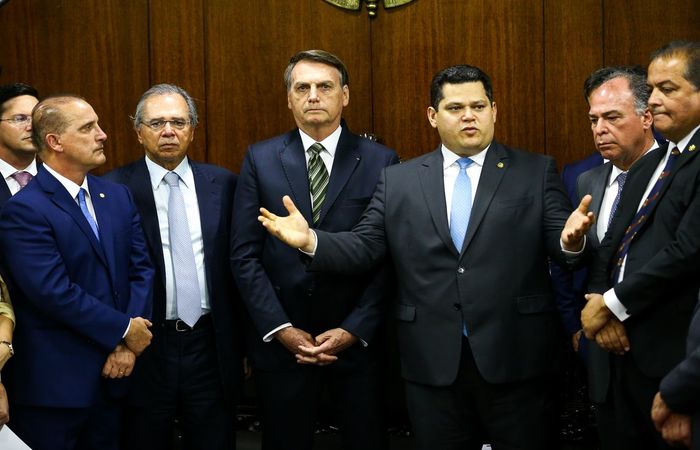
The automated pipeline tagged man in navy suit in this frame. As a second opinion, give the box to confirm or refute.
[105,84,243,449]
[259,64,594,450]
[231,50,399,450]
[0,83,40,205]
[582,41,700,450]
[0,95,154,450]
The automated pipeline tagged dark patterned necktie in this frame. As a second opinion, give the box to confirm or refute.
[308,143,329,225]
[607,171,627,229]
[610,147,681,283]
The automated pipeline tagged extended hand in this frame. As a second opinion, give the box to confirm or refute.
[102,343,136,379]
[594,318,630,355]
[581,293,612,339]
[259,196,316,252]
[561,195,595,251]
[297,328,358,366]
[0,382,8,429]
[124,317,153,356]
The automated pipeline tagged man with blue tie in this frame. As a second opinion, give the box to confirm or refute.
[105,84,243,449]
[0,95,154,450]
[258,64,594,450]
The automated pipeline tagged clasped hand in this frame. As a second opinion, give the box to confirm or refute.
[276,327,358,366]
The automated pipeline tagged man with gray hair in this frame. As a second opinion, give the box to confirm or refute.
[105,84,243,449]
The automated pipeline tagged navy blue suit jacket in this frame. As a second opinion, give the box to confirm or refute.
[231,126,399,371]
[0,166,154,407]
[104,158,243,405]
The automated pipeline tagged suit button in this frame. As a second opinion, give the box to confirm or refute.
[453,303,461,311]
[457,267,465,274]
[307,289,313,297]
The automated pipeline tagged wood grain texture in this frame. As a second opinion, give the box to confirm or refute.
[371,0,545,161]
[544,0,603,168]
[0,0,150,173]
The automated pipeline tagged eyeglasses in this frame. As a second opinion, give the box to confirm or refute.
[141,119,190,131]
[0,114,32,126]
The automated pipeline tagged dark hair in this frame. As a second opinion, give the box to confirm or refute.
[430,65,493,110]
[31,95,87,151]
[583,66,650,114]
[650,40,700,90]
[284,50,349,90]
[0,83,39,115]
[133,83,198,129]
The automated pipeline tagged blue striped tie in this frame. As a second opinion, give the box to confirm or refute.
[77,188,99,240]
[450,157,474,252]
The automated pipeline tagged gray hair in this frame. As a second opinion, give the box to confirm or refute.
[583,66,650,115]
[283,50,349,91]
[132,84,198,129]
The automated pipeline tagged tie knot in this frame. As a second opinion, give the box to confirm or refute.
[457,157,473,170]
[77,187,87,202]
[308,142,325,157]
[164,172,180,188]
[671,146,681,156]
[11,171,32,189]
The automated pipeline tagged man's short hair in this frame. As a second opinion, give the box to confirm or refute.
[430,65,494,110]
[583,66,650,114]
[283,50,349,91]
[31,95,85,152]
[133,84,199,129]
[650,40,700,90]
[0,83,39,115]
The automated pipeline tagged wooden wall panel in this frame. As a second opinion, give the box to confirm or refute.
[0,0,150,173]
[149,0,207,162]
[204,0,372,172]
[603,0,700,67]
[371,0,545,161]
[544,0,603,168]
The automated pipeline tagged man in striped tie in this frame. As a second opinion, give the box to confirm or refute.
[582,40,700,450]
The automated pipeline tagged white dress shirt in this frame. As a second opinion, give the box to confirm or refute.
[0,158,38,195]
[145,156,210,320]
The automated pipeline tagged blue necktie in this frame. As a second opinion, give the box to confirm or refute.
[77,188,99,240]
[607,171,627,229]
[450,157,474,252]
[164,172,202,327]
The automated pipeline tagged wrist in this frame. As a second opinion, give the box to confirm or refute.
[0,341,13,357]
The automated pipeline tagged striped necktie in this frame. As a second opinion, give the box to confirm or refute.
[610,146,681,283]
[308,142,329,225]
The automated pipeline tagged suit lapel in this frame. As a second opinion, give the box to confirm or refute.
[462,144,508,254]
[584,163,611,247]
[417,149,455,254]
[89,176,118,288]
[319,128,360,226]
[279,131,313,222]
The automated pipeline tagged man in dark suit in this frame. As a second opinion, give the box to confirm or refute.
[0,95,154,450]
[231,50,398,450]
[0,83,39,204]
[582,41,700,450]
[104,84,242,450]
[573,66,659,449]
[259,64,593,450]
[641,40,700,450]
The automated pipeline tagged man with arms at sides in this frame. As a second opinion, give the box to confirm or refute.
[105,84,242,450]
[0,95,154,450]
[582,40,700,450]
[0,83,40,204]
[642,40,700,450]
[231,50,399,450]
[574,65,660,449]
[259,64,594,450]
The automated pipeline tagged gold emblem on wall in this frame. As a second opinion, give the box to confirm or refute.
[324,0,415,17]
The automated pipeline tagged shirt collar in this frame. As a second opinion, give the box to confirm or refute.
[0,157,38,180]
[441,143,491,170]
[298,125,342,157]
[43,163,90,199]
[670,124,700,153]
[145,155,193,190]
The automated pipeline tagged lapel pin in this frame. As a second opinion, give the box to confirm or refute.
[497,162,504,169]
[99,193,105,198]
[689,144,696,152]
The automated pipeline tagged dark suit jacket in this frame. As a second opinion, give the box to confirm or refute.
[0,166,154,407]
[104,158,243,405]
[311,142,578,386]
[231,126,399,371]
[588,129,700,379]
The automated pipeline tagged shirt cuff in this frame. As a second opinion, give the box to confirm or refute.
[263,323,292,342]
[122,319,131,339]
[604,288,630,321]
[299,230,318,257]
[560,235,586,255]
